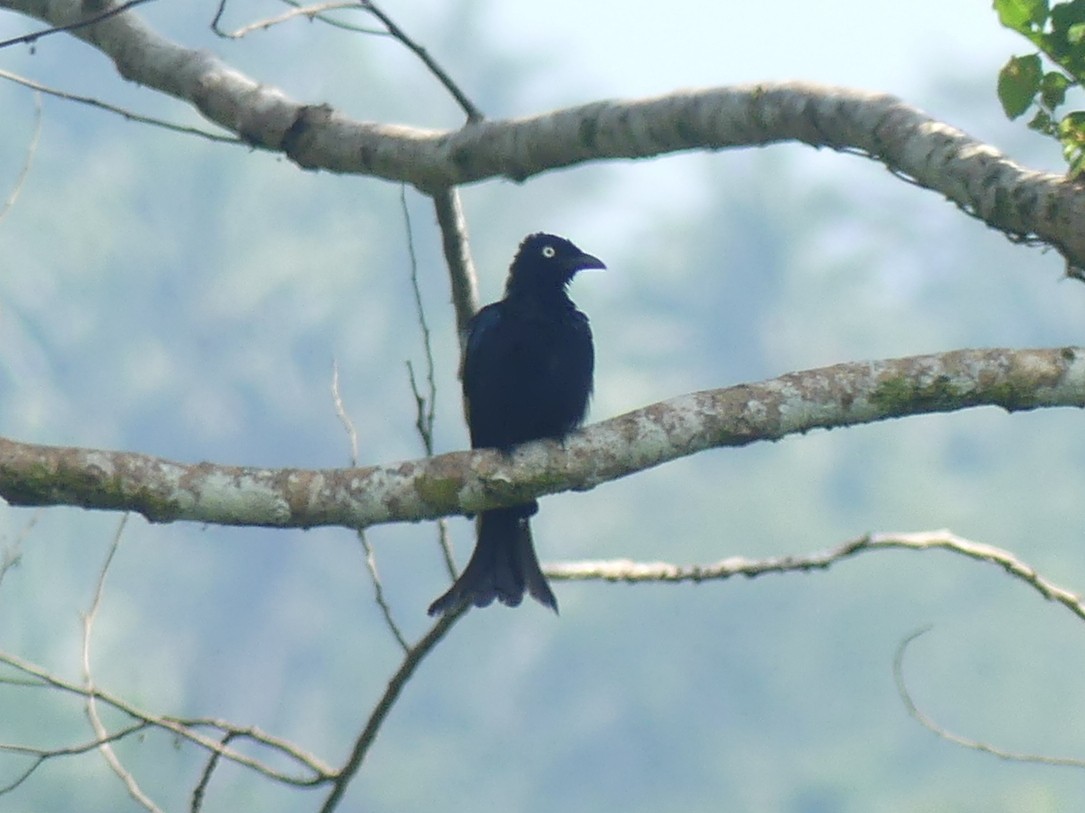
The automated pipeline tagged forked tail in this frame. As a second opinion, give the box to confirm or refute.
[427,507,558,616]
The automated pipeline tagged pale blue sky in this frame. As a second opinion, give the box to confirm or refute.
[482,2,1024,102]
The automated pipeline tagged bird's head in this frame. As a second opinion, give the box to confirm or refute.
[505,233,606,295]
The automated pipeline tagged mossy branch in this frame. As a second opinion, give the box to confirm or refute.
[1,347,1082,530]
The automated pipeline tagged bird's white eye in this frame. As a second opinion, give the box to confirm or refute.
[541,245,556,258]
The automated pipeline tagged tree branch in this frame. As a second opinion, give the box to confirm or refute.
[3,0,1084,265]
[550,530,1085,625]
[0,68,241,143]
[432,187,479,345]
[1,346,1082,529]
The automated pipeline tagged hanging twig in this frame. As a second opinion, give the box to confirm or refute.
[893,627,1085,769]
[81,515,165,813]
[0,91,41,224]
[331,360,410,652]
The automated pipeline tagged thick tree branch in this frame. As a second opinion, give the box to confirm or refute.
[3,1,1085,265]
[0,347,1082,530]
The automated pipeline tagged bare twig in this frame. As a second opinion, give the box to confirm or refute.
[400,187,437,455]
[330,360,360,464]
[319,603,467,813]
[0,69,240,143]
[80,514,165,813]
[358,0,482,122]
[547,536,870,583]
[190,730,236,813]
[361,534,410,652]
[211,1,362,39]
[274,0,387,34]
[0,0,158,50]
[549,530,1085,626]
[400,186,457,579]
[0,721,151,794]
[331,360,409,651]
[0,91,41,224]
[868,531,1085,623]
[167,716,334,777]
[0,509,37,590]
[893,627,1085,769]
[0,546,21,590]
[0,647,329,785]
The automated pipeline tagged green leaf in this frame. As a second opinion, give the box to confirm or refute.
[1050,0,1085,29]
[998,54,1044,118]
[1057,109,1085,139]
[1050,0,1085,49]
[1039,2,1085,78]
[1057,110,1085,174]
[1040,70,1072,107]
[1028,108,1056,133]
[995,0,1050,31]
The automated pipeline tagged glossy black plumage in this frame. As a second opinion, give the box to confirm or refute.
[427,233,604,616]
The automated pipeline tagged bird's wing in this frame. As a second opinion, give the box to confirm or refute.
[461,302,507,448]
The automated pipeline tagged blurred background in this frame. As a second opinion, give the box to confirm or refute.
[2,1,1085,810]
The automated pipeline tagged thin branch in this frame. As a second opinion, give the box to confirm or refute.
[330,360,360,464]
[893,627,1085,769]
[0,90,41,224]
[400,188,437,455]
[80,515,164,813]
[190,730,236,813]
[400,186,457,580]
[0,69,241,144]
[869,531,1085,623]
[432,187,478,351]
[361,534,409,652]
[211,1,363,39]
[0,509,37,591]
[167,716,334,777]
[0,721,152,794]
[0,647,328,785]
[331,360,409,651]
[547,536,870,583]
[0,547,22,589]
[275,0,387,34]
[0,0,157,50]
[319,604,467,813]
[550,529,1085,626]
[358,0,482,122]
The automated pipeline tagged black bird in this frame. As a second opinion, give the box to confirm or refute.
[427,233,605,616]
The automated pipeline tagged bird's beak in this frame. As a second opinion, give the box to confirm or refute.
[572,252,606,272]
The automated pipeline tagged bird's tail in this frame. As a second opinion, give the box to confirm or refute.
[427,506,558,617]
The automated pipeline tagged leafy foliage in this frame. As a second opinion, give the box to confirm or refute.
[995,0,1085,174]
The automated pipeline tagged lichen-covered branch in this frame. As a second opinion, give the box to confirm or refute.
[2,1,1085,265]
[0,346,1082,530]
